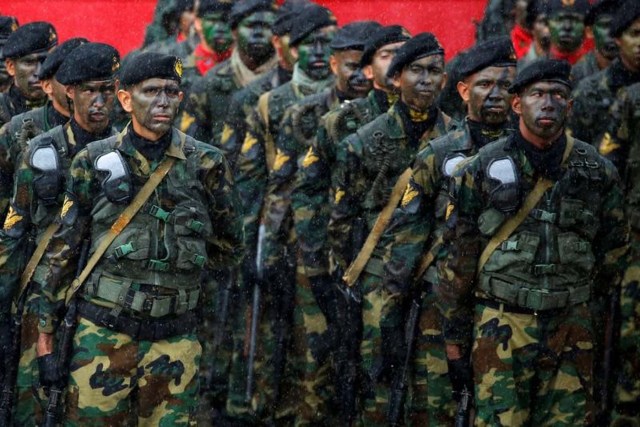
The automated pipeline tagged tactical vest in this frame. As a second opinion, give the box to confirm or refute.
[624,92,640,231]
[82,130,210,317]
[326,92,381,146]
[290,89,337,148]
[475,138,605,311]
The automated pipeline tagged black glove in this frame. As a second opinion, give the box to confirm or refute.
[37,353,66,389]
[447,357,474,402]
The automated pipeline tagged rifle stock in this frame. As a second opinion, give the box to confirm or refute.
[455,386,472,427]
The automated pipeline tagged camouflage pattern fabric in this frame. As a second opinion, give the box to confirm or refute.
[570,51,601,84]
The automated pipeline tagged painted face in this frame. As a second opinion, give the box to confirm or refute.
[533,14,551,50]
[368,41,405,90]
[9,52,48,100]
[294,26,336,81]
[515,81,572,140]
[274,34,296,70]
[332,49,370,99]
[69,79,115,133]
[394,54,446,112]
[201,13,233,53]
[42,77,69,114]
[549,10,585,53]
[236,11,275,64]
[593,14,618,60]
[128,78,182,138]
[464,66,516,125]
[616,19,640,73]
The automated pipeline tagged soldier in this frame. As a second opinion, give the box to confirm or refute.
[570,0,620,83]
[519,0,552,66]
[379,36,518,426]
[191,0,234,76]
[546,0,590,64]
[0,42,121,425]
[438,58,628,426]
[144,0,197,56]
[569,0,640,147]
[327,32,455,426]
[33,51,243,425]
[0,16,19,93]
[180,0,278,144]
[225,4,337,424]
[262,20,378,426]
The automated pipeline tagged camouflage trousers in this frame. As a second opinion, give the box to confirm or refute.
[472,302,595,426]
[63,316,201,426]
[613,229,640,425]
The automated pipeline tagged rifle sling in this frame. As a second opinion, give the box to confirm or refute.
[476,135,575,275]
[257,93,276,172]
[413,235,444,282]
[19,222,60,295]
[65,155,176,304]
[343,167,413,287]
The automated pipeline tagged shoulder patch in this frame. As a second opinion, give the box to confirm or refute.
[598,132,620,156]
[241,133,259,154]
[334,188,345,204]
[3,206,23,229]
[302,147,319,168]
[221,124,234,146]
[60,195,74,219]
[273,149,290,171]
[401,182,419,208]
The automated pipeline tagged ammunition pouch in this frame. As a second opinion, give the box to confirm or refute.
[30,138,62,205]
[94,150,133,204]
[486,156,520,213]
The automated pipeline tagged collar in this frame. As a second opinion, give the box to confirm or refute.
[511,25,533,58]
[194,43,232,76]
[550,43,590,65]
[291,63,335,97]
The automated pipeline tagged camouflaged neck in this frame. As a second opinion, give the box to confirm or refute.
[7,84,30,114]
[291,63,335,96]
[69,117,112,154]
[396,100,438,146]
[372,88,398,112]
[610,59,640,92]
[515,128,566,180]
[128,126,172,162]
[466,118,509,149]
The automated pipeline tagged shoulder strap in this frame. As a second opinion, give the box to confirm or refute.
[65,155,176,303]
[18,222,60,295]
[343,167,413,287]
[476,135,575,275]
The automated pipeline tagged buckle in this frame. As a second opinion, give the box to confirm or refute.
[187,219,204,234]
[114,242,136,258]
[148,259,170,272]
[149,205,171,222]
[530,209,556,223]
[191,254,205,268]
[500,240,519,251]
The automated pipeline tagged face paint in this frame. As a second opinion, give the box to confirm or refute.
[70,79,115,134]
[201,13,233,53]
[333,49,370,99]
[371,41,405,90]
[236,11,275,65]
[465,66,516,125]
[617,19,640,73]
[593,14,618,60]
[295,26,336,81]
[12,52,48,100]
[129,78,182,138]
[397,54,446,112]
[517,81,571,140]
[549,11,585,53]
[533,14,551,51]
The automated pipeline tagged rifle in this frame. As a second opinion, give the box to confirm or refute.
[597,285,621,426]
[387,297,421,426]
[455,385,472,427]
[245,224,266,402]
[206,268,234,392]
[42,239,90,427]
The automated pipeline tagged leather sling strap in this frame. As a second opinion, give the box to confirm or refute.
[343,167,413,287]
[257,92,276,172]
[19,222,60,291]
[413,235,444,281]
[476,136,575,275]
[65,155,176,303]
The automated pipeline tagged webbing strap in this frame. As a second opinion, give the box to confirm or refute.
[343,167,413,287]
[413,235,444,281]
[19,222,60,293]
[477,136,575,275]
[65,156,176,303]
[257,93,276,172]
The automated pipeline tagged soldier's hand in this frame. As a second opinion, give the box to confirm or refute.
[37,332,54,357]
[447,350,474,403]
[37,353,66,389]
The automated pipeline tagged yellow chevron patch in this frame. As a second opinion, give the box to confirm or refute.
[401,183,419,208]
[241,134,258,154]
[273,150,290,171]
[335,188,345,204]
[3,206,23,229]
[302,147,319,168]
[61,196,74,219]
[598,132,620,156]
[221,124,234,146]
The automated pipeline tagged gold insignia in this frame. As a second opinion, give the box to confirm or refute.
[445,203,454,221]
[561,0,575,6]
[599,132,620,156]
[302,147,319,168]
[401,183,419,208]
[180,111,196,132]
[112,56,120,72]
[334,188,346,204]
[175,59,184,78]
[49,29,57,42]
[221,124,234,145]
[11,21,18,32]
[241,133,258,153]
[273,150,290,171]
[61,196,74,219]
[3,206,23,229]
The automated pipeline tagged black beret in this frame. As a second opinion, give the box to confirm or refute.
[508,59,571,93]
[197,0,232,18]
[3,22,57,59]
[330,21,382,51]
[610,0,640,38]
[457,36,517,79]
[289,4,337,46]
[119,52,183,87]
[548,0,589,16]
[525,0,552,29]
[0,16,19,40]
[585,0,621,26]
[56,43,120,85]
[387,32,444,77]
[229,0,276,29]
[174,0,195,14]
[272,0,311,36]
[38,38,88,81]
[360,25,411,67]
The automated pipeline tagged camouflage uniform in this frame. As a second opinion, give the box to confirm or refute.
[35,126,244,425]
[328,102,454,426]
[570,51,601,84]
[0,120,117,425]
[438,132,628,426]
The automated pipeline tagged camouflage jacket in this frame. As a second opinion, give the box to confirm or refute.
[35,126,244,333]
[437,133,628,344]
[0,85,46,128]
[381,120,511,294]
[570,51,601,84]
[328,102,455,274]
[292,89,394,278]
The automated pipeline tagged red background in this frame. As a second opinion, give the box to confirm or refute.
[1,0,487,60]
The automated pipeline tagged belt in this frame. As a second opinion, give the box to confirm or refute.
[476,297,570,316]
[77,300,197,341]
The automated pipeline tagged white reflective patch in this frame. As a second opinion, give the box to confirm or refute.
[487,157,517,184]
[95,151,127,183]
[31,145,58,171]
[442,154,466,177]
